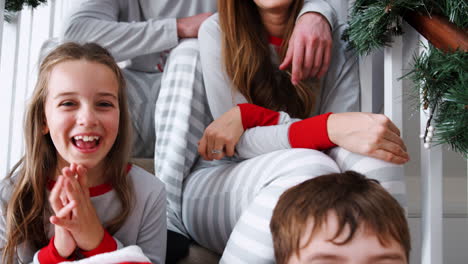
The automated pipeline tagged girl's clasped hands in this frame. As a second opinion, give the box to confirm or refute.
[49,163,103,258]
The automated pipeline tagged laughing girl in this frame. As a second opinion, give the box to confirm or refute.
[0,43,166,264]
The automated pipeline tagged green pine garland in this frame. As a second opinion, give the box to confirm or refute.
[438,0,468,28]
[4,0,48,22]
[436,87,468,157]
[342,0,426,56]
[344,0,468,156]
[6,0,47,12]
[405,47,468,156]
[343,0,467,55]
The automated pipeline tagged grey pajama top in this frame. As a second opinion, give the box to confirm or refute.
[198,14,361,159]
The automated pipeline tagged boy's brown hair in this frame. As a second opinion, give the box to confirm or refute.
[270,171,410,264]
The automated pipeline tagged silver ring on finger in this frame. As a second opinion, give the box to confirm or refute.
[211,149,223,154]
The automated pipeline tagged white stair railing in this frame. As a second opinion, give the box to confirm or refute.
[343,16,466,263]
[0,0,59,177]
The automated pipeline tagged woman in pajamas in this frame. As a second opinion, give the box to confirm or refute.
[172,0,409,263]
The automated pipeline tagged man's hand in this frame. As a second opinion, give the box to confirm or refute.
[279,12,332,84]
[177,12,213,38]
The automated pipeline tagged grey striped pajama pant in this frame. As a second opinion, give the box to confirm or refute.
[125,39,211,235]
[126,39,407,263]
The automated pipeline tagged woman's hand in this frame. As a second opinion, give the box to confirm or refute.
[49,175,77,258]
[327,113,410,164]
[50,164,105,252]
[198,106,244,160]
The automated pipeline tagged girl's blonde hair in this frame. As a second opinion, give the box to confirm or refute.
[218,0,319,119]
[2,42,133,264]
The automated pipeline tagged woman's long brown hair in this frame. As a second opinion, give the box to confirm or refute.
[1,42,133,264]
[218,0,319,118]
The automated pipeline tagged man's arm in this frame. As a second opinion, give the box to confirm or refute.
[63,0,211,63]
[300,0,338,30]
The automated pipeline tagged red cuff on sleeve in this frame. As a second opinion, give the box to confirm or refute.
[238,103,280,130]
[288,112,336,150]
[38,236,75,263]
[80,229,117,258]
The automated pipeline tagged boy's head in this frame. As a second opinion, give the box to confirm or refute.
[270,171,410,264]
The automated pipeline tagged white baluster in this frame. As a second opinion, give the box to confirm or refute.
[0,12,21,178]
[0,0,5,71]
[384,35,403,130]
[359,54,374,113]
[6,11,22,174]
[419,38,443,264]
[49,0,55,38]
[10,8,34,167]
[26,4,52,95]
